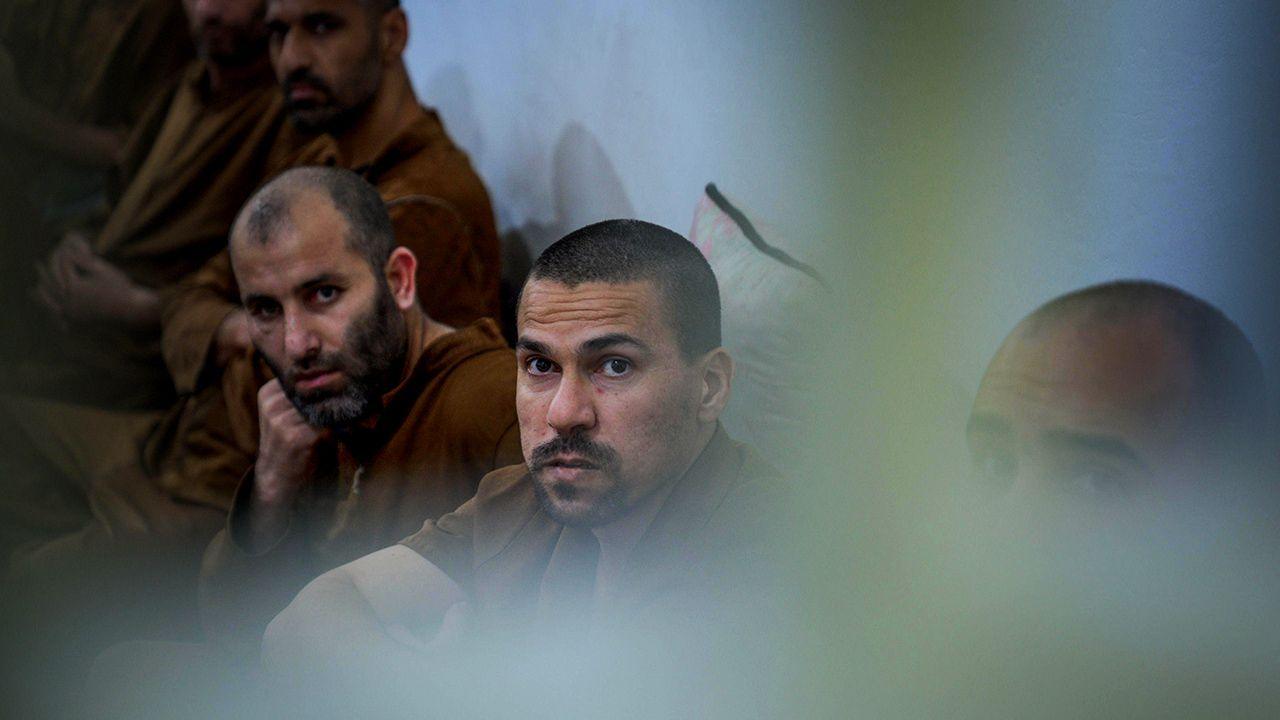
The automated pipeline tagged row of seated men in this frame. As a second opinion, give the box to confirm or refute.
[0,0,1273,716]
[0,1,788,715]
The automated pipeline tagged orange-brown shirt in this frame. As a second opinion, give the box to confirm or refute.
[400,426,787,633]
[198,317,522,646]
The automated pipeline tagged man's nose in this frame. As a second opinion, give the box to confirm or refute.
[545,374,597,435]
[275,25,313,75]
[282,308,320,362]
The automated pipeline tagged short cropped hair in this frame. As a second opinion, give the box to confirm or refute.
[1024,279,1268,452]
[525,219,722,360]
[359,0,400,14]
[234,166,395,272]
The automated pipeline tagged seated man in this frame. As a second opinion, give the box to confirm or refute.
[198,166,522,648]
[7,0,278,409]
[163,0,501,399]
[5,167,520,716]
[261,220,787,713]
[965,280,1269,524]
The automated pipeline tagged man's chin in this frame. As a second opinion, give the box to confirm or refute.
[532,475,622,528]
[286,106,344,134]
[291,393,369,429]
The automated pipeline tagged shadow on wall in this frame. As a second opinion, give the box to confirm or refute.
[500,122,636,338]
[421,64,485,168]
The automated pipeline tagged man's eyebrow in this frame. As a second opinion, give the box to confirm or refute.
[515,337,550,355]
[298,273,342,290]
[303,11,344,26]
[580,333,649,355]
[242,292,274,307]
[966,413,1012,437]
[1043,429,1149,469]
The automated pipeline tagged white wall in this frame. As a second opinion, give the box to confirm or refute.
[402,0,838,261]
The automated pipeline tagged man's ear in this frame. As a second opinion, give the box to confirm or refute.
[384,246,417,311]
[696,348,734,424]
[381,8,409,61]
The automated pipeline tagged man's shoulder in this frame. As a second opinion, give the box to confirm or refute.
[470,464,543,556]
[427,321,516,409]
[700,436,791,548]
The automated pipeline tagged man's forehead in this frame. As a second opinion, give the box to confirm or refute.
[517,279,671,346]
[972,314,1195,449]
[268,0,354,20]
[233,201,361,288]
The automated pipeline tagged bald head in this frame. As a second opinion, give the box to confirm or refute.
[1016,281,1266,436]
[232,166,393,272]
[968,281,1267,505]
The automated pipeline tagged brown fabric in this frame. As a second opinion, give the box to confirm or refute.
[94,62,283,287]
[0,61,284,410]
[198,318,522,647]
[0,395,159,559]
[0,0,191,130]
[400,426,786,632]
[161,108,502,396]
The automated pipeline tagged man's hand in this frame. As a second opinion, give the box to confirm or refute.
[34,234,160,330]
[247,379,330,550]
[213,308,253,369]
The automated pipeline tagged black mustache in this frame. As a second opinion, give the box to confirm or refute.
[529,432,619,472]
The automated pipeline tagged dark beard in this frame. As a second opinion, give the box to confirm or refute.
[529,431,625,527]
[265,286,407,428]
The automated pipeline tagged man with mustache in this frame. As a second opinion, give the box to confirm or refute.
[195,166,521,650]
[138,0,503,523]
[259,220,788,712]
[163,0,501,402]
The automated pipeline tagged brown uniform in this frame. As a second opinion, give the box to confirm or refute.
[199,315,522,647]
[400,426,786,633]
[0,0,190,135]
[2,60,284,410]
[162,108,502,397]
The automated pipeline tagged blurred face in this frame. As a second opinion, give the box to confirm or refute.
[516,280,708,527]
[266,0,385,132]
[183,0,268,66]
[232,191,406,427]
[966,312,1197,517]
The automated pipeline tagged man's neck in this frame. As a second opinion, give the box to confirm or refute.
[335,62,423,169]
[206,55,271,98]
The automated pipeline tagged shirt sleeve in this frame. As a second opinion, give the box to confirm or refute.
[398,495,478,593]
[160,248,240,395]
[198,467,315,651]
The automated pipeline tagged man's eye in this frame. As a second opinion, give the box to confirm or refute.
[600,358,632,378]
[525,357,557,376]
[248,303,280,320]
[312,286,340,303]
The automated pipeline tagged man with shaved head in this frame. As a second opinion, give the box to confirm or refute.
[966,280,1268,518]
[256,220,788,714]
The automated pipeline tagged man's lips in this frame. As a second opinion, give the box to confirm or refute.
[287,83,326,103]
[292,370,341,393]
[541,456,600,482]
